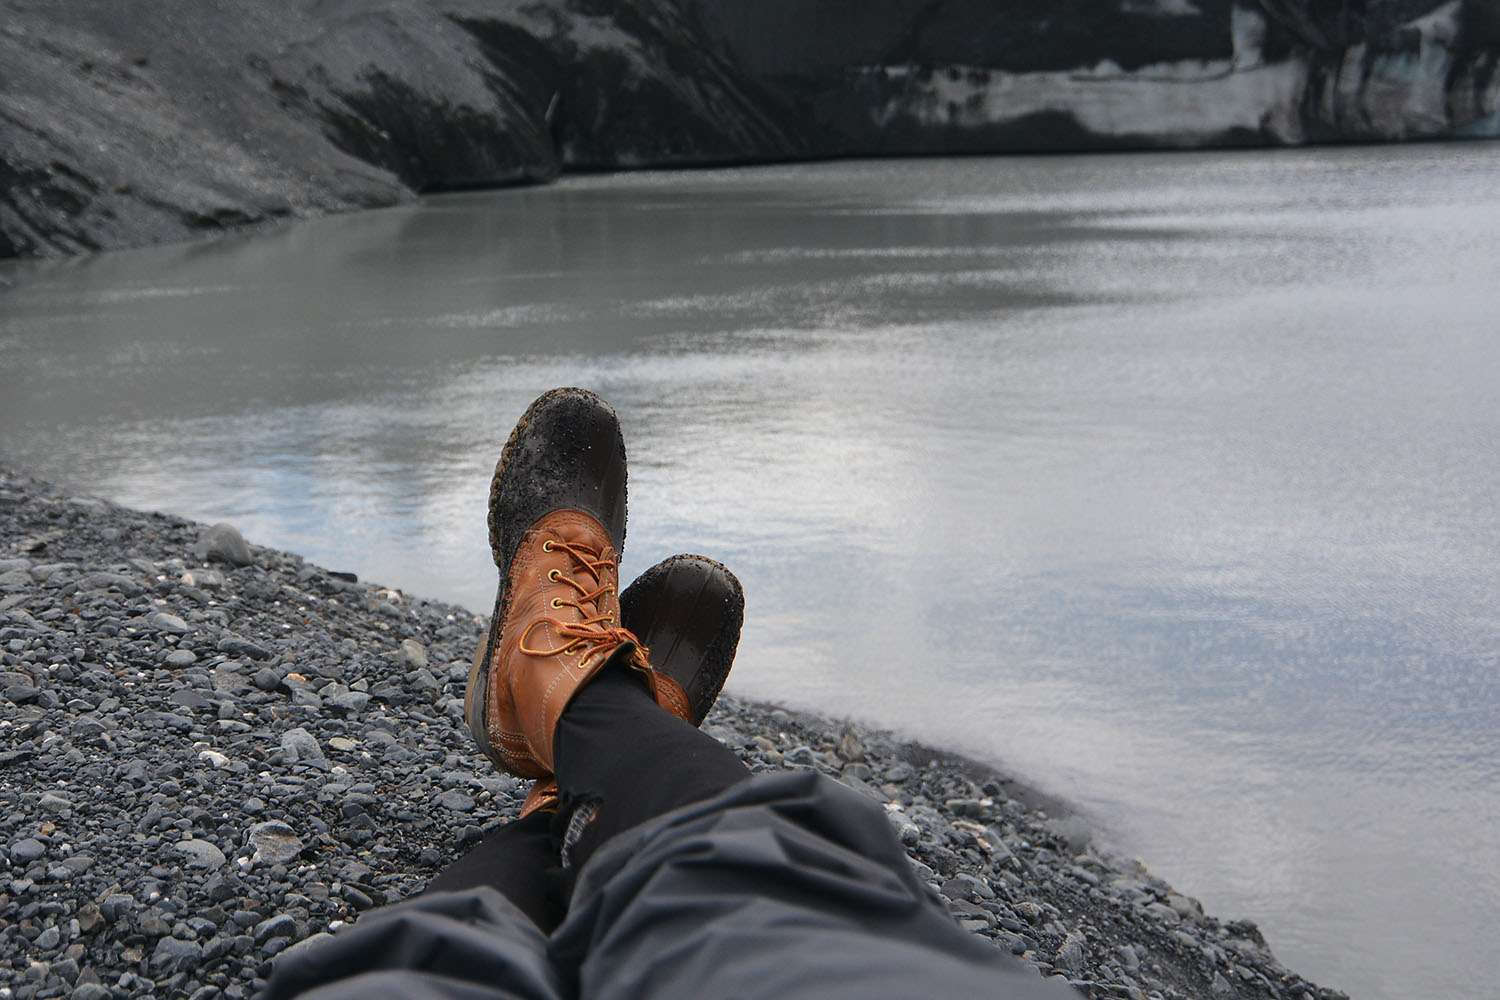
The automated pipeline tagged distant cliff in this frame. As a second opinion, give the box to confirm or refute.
[3,0,1496,258]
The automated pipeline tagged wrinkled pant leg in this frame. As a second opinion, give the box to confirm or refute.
[425,811,569,933]
[551,771,1074,1000]
[261,888,566,1000]
[553,660,751,870]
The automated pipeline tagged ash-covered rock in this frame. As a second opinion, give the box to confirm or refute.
[0,464,1345,1000]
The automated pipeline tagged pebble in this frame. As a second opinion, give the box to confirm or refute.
[151,935,204,972]
[175,839,228,868]
[10,837,47,862]
[1055,930,1087,972]
[149,612,191,635]
[192,523,254,566]
[199,749,231,768]
[220,636,272,660]
[397,638,428,669]
[280,727,327,763]
[39,792,72,813]
[835,725,865,762]
[247,821,303,865]
[253,914,298,944]
[435,790,475,812]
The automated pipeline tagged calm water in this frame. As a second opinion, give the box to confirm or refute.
[3,147,1498,1000]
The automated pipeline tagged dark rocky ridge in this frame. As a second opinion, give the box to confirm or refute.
[3,0,1496,259]
[1,462,1349,1000]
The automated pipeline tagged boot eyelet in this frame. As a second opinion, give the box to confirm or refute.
[550,598,563,609]
[547,569,561,582]
[542,540,555,552]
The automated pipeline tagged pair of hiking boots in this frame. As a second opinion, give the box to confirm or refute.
[464,388,744,815]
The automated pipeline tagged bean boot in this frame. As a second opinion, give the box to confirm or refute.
[519,553,745,816]
[467,388,668,779]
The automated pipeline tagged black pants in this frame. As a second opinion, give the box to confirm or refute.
[425,663,752,931]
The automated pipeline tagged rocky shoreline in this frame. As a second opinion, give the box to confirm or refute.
[0,464,1347,1000]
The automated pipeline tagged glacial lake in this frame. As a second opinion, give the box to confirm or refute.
[3,145,1498,1000]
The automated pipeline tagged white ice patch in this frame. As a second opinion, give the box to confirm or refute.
[1231,3,1267,71]
[872,59,1308,144]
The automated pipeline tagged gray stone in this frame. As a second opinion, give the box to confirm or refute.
[1145,902,1182,925]
[148,612,191,635]
[435,790,475,812]
[280,727,326,763]
[212,665,251,694]
[1044,815,1092,855]
[78,572,143,597]
[835,725,865,762]
[169,688,213,711]
[151,935,204,972]
[164,649,198,667]
[34,925,61,950]
[0,569,32,590]
[4,683,39,704]
[340,792,379,818]
[247,821,302,865]
[329,690,370,714]
[198,749,231,769]
[1055,931,1086,972]
[10,837,47,862]
[941,874,994,902]
[253,914,298,944]
[396,638,428,669]
[181,568,225,590]
[175,838,227,869]
[252,666,281,691]
[885,762,916,783]
[1167,892,1204,920]
[220,636,272,660]
[99,893,135,921]
[71,984,111,1000]
[38,791,72,813]
[193,523,253,566]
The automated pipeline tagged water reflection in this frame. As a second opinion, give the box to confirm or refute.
[3,146,1499,1000]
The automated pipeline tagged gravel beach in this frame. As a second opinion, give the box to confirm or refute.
[0,464,1347,1000]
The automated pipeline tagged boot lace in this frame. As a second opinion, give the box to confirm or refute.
[519,538,650,670]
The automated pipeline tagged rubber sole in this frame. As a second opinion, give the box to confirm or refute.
[618,553,744,727]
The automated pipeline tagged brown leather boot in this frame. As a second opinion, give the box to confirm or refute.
[466,388,679,779]
[517,552,745,817]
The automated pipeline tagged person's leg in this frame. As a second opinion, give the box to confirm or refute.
[553,772,1078,1000]
[552,657,751,869]
[424,811,568,932]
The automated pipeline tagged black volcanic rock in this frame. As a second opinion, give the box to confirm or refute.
[2,0,1497,259]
